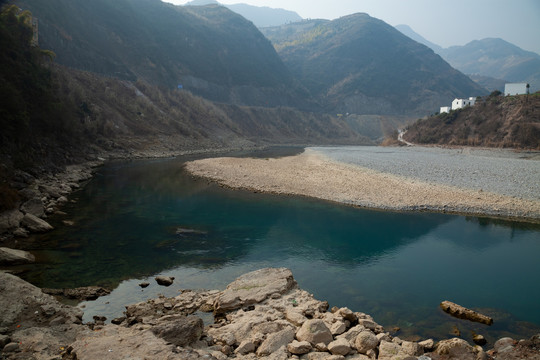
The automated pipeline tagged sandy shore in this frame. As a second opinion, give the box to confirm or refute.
[185,148,540,222]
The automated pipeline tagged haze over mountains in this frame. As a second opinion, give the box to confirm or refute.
[395,25,540,91]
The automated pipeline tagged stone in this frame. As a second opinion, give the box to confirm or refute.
[328,337,351,356]
[139,282,150,288]
[355,330,379,354]
[493,337,514,353]
[0,209,24,233]
[337,325,365,346]
[214,268,296,314]
[12,227,28,237]
[419,338,435,351]
[287,340,312,355]
[150,315,203,346]
[155,276,174,286]
[473,333,487,346]
[2,342,19,353]
[286,308,307,326]
[235,339,257,355]
[21,213,53,232]
[20,198,44,218]
[401,340,423,356]
[256,326,295,356]
[0,334,10,348]
[42,286,111,301]
[296,319,333,346]
[0,247,35,265]
[330,320,347,335]
[357,318,377,330]
[440,301,493,325]
[306,353,346,360]
[378,340,402,360]
[430,338,478,360]
[337,307,357,323]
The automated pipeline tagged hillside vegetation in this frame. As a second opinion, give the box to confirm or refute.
[15,0,311,108]
[261,14,487,116]
[404,93,540,149]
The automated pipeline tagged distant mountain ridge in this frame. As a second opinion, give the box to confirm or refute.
[262,14,486,116]
[395,25,540,91]
[439,38,540,91]
[185,0,302,27]
[16,0,306,108]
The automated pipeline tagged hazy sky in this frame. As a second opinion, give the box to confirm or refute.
[165,0,540,55]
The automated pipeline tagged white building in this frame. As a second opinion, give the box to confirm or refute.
[451,97,476,111]
[504,83,529,96]
[440,106,451,114]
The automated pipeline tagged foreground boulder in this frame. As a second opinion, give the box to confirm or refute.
[0,272,83,359]
[213,267,297,314]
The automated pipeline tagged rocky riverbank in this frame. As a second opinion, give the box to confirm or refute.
[185,148,540,222]
[1,268,539,359]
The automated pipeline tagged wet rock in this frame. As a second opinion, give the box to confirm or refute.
[150,315,203,347]
[42,286,111,301]
[355,330,379,354]
[287,340,312,355]
[296,319,333,346]
[111,317,125,325]
[155,276,175,286]
[0,247,35,265]
[0,209,24,233]
[473,333,487,346]
[21,213,53,232]
[139,282,150,288]
[493,337,515,353]
[440,300,493,325]
[12,227,29,237]
[328,337,351,356]
[213,267,296,314]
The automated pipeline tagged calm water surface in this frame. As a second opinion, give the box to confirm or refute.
[17,148,540,344]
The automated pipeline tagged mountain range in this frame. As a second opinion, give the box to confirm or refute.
[395,25,540,91]
[262,14,485,115]
[16,0,309,108]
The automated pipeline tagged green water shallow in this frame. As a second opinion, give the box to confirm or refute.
[12,148,540,344]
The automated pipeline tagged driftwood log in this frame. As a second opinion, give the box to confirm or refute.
[440,301,494,325]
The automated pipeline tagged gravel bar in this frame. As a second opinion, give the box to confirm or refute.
[312,146,540,201]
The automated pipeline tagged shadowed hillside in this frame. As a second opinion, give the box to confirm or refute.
[15,0,311,108]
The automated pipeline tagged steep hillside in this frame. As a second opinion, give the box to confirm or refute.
[403,93,540,149]
[439,38,540,90]
[261,14,486,116]
[14,0,307,107]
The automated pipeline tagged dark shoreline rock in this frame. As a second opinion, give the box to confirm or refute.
[42,286,111,301]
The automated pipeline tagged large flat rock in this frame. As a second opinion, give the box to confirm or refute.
[214,267,297,314]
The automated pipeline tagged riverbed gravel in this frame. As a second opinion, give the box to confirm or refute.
[185,146,540,221]
[312,146,540,201]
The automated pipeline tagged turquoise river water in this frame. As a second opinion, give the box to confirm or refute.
[15,148,540,344]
